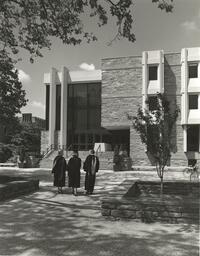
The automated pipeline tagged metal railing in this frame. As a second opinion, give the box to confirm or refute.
[42,144,68,159]
[42,143,110,159]
[95,144,101,156]
[42,144,55,158]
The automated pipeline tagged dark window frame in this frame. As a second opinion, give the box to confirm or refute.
[188,63,198,78]
[67,82,101,148]
[187,125,199,152]
[45,84,50,130]
[148,65,158,81]
[189,95,198,110]
[55,84,61,131]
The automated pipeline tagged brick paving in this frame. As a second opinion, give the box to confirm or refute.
[0,168,199,256]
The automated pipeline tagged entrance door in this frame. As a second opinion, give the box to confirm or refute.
[104,129,130,154]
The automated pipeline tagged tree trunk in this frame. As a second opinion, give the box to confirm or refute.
[160,175,164,196]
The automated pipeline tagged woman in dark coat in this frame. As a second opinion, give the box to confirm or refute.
[83,149,99,195]
[67,150,81,196]
[52,150,67,193]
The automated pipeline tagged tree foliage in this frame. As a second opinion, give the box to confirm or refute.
[11,122,42,154]
[0,0,174,140]
[0,0,137,62]
[0,143,13,162]
[128,93,179,193]
[0,50,27,126]
[0,0,174,62]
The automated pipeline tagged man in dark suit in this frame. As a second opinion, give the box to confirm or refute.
[83,149,100,195]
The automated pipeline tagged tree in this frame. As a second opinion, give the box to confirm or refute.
[0,50,27,130]
[0,0,174,131]
[128,93,179,194]
[0,0,174,62]
[11,122,42,155]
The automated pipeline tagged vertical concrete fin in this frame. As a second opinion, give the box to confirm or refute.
[60,66,69,149]
[49,67,57,146]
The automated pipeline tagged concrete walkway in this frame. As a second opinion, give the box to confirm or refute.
[0,168,199,256]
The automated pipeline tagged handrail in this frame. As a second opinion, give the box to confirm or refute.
[42,144,54,158]
[95,144,101,156]
[42,143,103,159]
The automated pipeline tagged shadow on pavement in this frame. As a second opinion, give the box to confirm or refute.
[0,169,199,256]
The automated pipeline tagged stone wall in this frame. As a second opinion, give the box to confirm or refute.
[101,52,192,167]
[101,56,142,128]
[41,130,61,155]
[41,130,49,154]
[101,56,146,165]
[54,131,61,146]
[101,181,199,224]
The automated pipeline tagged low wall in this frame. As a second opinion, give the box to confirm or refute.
[0,175,39,201]
[101,181,199,224]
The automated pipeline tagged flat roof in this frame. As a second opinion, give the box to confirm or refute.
[44,69,101,84]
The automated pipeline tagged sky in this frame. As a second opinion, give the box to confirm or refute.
[16,0,200,119]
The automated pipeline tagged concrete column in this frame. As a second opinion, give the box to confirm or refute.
[199,125,200,152]
[60,66,69,149]
[49,68,57,146]
[158,50,164,94]
[183,125,187,152]
[142,51,148,110]
[181,48,188,125]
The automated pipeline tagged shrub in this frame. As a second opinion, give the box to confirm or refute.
[0,143,13,162]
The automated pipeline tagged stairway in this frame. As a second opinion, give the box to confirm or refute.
[39,150,114,170]
[39,151,58,169]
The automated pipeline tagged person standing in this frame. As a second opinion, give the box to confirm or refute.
[52,150,67,194]
[67,150,81,196]
[83,149,99,195]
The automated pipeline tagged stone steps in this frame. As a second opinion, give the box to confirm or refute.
[40,150,114,169]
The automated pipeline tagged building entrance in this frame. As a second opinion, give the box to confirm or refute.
[103,129,130,154]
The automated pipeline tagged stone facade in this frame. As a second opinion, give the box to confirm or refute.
[41,131,49,154]
[42,48,200,167]
[41,130,61,155]
[101,51,200,166]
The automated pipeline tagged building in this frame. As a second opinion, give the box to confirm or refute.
[41,47,200,167]
[19,113,46,129]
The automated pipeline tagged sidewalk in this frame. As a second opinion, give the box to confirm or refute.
[0,168,199,256]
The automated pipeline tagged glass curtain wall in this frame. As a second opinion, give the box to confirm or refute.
[67,83,101,150]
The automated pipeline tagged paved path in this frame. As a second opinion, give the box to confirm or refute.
[0,168,199,256]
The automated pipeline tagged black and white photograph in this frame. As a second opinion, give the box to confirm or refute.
[0,0,199,255]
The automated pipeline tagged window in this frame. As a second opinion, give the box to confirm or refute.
[149,66,158,80]
[88,109,101,128]
[148,96,158,111]
[187,125,199,151]
[88,134,93,144]
[68,85,73,107]
[67,82,102,149]
[75,109,87,129]
[74,84,87,107]
[88,83,101,106]
[188,63,198,78]
[55,84,61,130]
[189,95,198,109]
